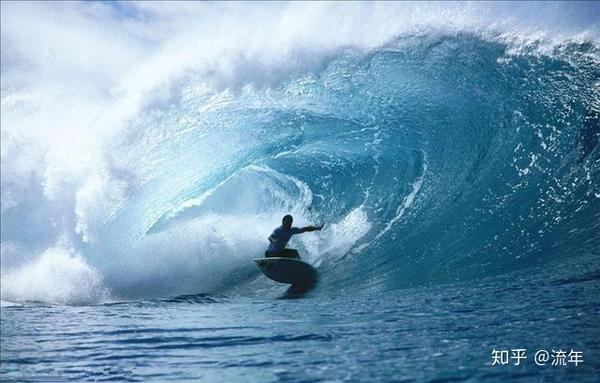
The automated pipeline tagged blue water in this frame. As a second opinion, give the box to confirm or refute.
[1,2,600,382]
[2,260,599,382]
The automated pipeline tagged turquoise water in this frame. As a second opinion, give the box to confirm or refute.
[2,258,599,382]
[1,2,600,381]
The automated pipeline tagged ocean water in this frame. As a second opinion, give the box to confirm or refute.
[1,2,600,382]
[2,259,600,382]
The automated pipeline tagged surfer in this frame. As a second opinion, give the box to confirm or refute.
[265,215,323,258]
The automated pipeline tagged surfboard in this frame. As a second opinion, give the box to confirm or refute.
[254,257,317,285]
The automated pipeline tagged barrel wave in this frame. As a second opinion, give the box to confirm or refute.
[2,26,599,304]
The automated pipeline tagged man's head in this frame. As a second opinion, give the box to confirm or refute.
[282,214,293,229]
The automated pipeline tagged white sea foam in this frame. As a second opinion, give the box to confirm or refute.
[313,207,372,266]
[1,240,109,305]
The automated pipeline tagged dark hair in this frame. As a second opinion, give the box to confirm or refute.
[282,215,293,224]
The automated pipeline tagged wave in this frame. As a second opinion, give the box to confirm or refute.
[1,2,599,304]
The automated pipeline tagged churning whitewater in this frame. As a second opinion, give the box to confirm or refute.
[1,2,599,305]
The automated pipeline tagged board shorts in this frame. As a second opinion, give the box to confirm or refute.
[264,249,300,259]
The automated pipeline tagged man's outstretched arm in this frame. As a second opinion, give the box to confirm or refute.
[300,224,324,233]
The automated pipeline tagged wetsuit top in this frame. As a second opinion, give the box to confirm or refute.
[267,226,302,252]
